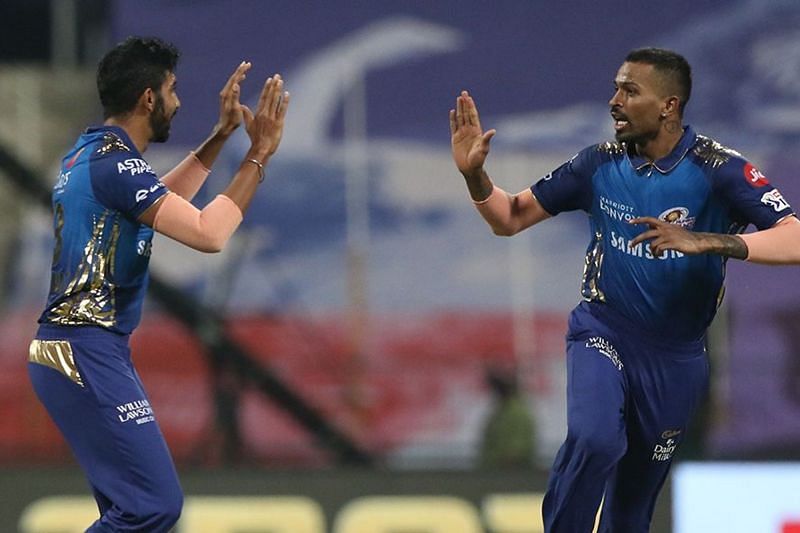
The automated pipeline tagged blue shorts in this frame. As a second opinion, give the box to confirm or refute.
[28,324,182,532]
[543,301,710,533]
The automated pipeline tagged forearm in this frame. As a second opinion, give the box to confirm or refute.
[473,185,518,236]
[160,152,210,201]
[221,150,269,214]
[462,167,494,202]
[694,232,748,259]
[153,192,243,253]
[193,125,234,169]
[739,217,800,264]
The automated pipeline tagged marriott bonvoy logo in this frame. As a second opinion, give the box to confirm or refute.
[116,399,155,425]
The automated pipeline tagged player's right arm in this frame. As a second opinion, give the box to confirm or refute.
[159,61,252,201]
[450,91,551,236]
[138,74,290,253]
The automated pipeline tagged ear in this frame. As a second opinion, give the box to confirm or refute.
[661,95,680,119]
[138,87,156,112]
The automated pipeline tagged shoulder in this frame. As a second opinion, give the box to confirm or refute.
[565,141,621,175]
[89,130,135,160]
[689,134,745,171]
[595,140,626,157]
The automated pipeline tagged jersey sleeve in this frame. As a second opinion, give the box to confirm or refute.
[711,156,794,231]
[89,150,169,220]
[530,145,597,215]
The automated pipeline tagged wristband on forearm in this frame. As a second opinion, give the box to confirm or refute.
[153,192,243,253]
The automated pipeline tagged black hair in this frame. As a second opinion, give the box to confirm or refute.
[625,47,692,114]
[96,36,180,119]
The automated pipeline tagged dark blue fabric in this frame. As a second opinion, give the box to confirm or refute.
[542,301,709,532]
[30,325,182,532]
[531,127,793,341]
[38,126,168,335]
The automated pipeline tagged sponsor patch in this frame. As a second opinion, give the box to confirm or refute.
[117,158,153,176]
[115,399,155,425]
[585,336,623,370]
[135,182,165,203]
[743,162,769,187]
[652,437,677,462]
[761,189,790,212]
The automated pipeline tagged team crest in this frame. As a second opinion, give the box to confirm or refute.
[658,207,695,229]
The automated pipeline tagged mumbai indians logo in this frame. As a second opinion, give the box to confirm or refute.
[586,336,623,371]
[658,206,695,229]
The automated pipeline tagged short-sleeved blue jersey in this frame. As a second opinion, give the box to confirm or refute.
[39,126,168,335]
[532,126,793,341]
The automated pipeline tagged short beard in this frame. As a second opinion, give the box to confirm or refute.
[149,94,172,143]
[615,127,656,146]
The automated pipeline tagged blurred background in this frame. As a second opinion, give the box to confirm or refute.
[1,0,800,531]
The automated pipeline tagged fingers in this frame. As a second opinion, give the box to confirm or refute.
[453,90,484,129]
[255,74,288,118]
[449,109,457,135]
[457,91,468,127]
[482,129,496,146]
[629,229,657,248]
[221,61,251,98]
[629,216,661,227]
[241,104,254,127]
[278,90,290,118]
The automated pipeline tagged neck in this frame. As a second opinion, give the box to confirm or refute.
[104,115,151,153]
[635,120,684,162]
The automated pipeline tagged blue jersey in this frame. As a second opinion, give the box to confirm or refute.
[39,126,168,335]
[532,126,793,341]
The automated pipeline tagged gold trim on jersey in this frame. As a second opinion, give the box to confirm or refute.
[28,339,84,387]
[581,230,606,302]
[597,141,625,155]
[46,212,120,328]
[95,132,131,156]
[692,135,741,169]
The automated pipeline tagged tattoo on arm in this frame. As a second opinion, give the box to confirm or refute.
[463,168,494,202]
[701,233,749,259]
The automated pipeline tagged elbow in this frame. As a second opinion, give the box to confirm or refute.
[491,224,517,237]
[192,235,227,254]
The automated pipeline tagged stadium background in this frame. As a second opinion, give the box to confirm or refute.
[1,0,800,531]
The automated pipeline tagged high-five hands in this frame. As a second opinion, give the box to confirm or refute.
[449,90,496,177]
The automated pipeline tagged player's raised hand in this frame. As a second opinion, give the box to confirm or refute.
[216,61,252,136]
[243,73,290,161]
[450,91,496,177]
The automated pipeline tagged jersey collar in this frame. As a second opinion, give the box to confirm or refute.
[626,125,697,174]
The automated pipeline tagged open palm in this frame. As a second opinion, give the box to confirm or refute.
[449,91,496,176]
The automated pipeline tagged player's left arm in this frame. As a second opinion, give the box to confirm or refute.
[161,61,252,200]
[628,214,800,263]
[630,155,800,263]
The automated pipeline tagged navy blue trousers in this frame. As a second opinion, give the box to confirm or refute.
[542,302,709,532]
[28,325,183,532]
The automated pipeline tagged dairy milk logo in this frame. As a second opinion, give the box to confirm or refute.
[586,336,623,370]
[116,399,155,425]
[652,437,677,462]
